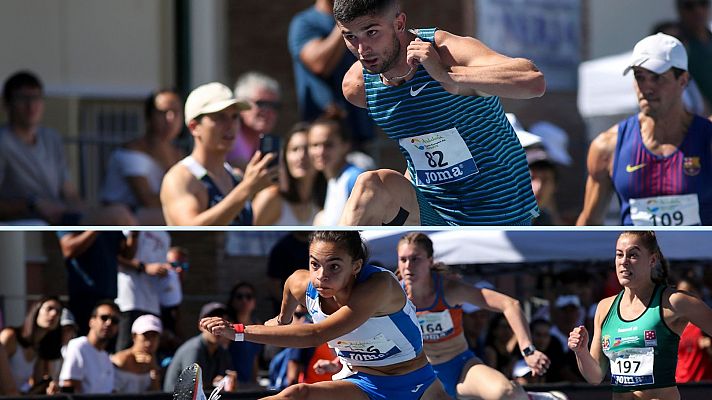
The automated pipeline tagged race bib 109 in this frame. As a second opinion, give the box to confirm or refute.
[629,193,701,226]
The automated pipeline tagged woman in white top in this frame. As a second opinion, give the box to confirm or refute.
[101,89,185,225]
[252,122,325,225]
[111,314,162,393]
[0,296,63,394]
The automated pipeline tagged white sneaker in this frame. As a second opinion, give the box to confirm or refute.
[528,391,569,400]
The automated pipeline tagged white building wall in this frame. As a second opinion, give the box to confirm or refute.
[0,0,175,97]
[588,0,677,60]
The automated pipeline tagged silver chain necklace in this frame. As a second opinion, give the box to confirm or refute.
[381,65,414,84]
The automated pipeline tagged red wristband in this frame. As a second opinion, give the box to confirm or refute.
[232,323,245,341]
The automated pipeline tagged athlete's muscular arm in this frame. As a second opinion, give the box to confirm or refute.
[577,127,618,226]
[201,271,404,348]
[408,30,545,99]
[569,296,614,384]
[342,61,367,109]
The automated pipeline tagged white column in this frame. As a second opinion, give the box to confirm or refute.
[189,0,229,88]
[0,232,26,326]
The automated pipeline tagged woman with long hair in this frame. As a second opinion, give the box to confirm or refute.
[0,296,63,394]
[252,122,325,225]
[100,89,185,224]
[196,231,450,400]
[569,231,712,399]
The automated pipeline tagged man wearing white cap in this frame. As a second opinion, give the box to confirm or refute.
[161,82,278,225]
[111,314,162,393]
[578,33,712,226]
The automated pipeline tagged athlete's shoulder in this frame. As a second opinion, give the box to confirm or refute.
[343,61,366,109]
[588,124,619,168]
[595,294,618,322]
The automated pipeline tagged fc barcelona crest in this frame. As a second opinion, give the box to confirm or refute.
[683,157,701,176]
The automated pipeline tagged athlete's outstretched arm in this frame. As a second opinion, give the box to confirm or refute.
[577,127,618,226]
[446,280,549,374]
[201,271,401,348]
[410,30,545,99]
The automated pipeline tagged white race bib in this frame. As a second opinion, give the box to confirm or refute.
[335,333,401,362]
[629,194,701,226]
[609,347,655,386]
[399,128,478,186]
[418,311,455,341]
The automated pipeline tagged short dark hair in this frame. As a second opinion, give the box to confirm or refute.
[334,0,399,24]
[3,70,43,103]
[143,88,180,120]
[90,300,120,318]
[309,231,369,263]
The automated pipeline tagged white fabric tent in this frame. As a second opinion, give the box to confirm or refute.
[578,52,638,118]
[363,230,712,269]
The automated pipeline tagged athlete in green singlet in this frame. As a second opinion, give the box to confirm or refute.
[568,231,712,399]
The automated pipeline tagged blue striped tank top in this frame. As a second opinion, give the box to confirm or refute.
[363,28,539,225]
[612,115,712,225]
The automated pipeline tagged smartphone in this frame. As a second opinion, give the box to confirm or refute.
[259,134,281,168]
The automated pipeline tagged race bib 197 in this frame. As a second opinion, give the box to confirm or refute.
[399,128,478,186]
[629,194,701,226]
[609,347,655,387]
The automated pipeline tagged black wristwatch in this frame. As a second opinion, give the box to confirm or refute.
[137,262,146,273]
[521,344,537,357]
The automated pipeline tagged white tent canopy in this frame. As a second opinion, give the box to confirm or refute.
[363,230,712,269]
[577,52,638,118]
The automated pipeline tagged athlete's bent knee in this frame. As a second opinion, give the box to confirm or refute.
[278,383,311,400]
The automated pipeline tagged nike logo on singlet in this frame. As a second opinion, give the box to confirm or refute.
[411,384,424,393]
[410,82,429,97]
[626,163,647,173]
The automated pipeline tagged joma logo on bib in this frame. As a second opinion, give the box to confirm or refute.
[422,165,466,184]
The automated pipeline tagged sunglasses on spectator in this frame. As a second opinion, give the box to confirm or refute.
[681,0,710,9]
[97,314,119,324]
[254,100,282,110]
[171,261,190,271]
[233,293,254,301]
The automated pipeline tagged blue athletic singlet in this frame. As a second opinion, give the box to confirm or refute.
[305,264,422,368]
[180,156,253,225]
[409,272,464,343]
[363,28,539,226]
[612,115,712,226]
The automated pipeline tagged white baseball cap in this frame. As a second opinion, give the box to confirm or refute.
[184,82,250,125]
[506,113,542,148]
[623,33,688,76]
[131,314,163,335]
[529,121,572,166]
